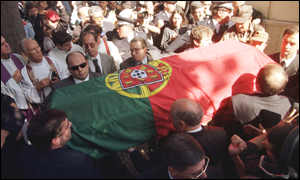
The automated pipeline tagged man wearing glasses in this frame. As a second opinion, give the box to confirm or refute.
[141,133,212,179]
[51,51,100,90]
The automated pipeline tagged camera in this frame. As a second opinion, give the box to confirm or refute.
[51,71,59,81]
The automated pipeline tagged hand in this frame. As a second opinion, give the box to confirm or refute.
[36,78,51,91]
[13,69,23,83]
[170,33,178,40]
[228,134,247,156]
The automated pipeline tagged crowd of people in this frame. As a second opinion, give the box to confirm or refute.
[1,1,299,179]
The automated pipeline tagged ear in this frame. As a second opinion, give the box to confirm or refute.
[178,120,187,131]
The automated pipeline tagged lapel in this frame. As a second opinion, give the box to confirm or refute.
[285,54,299,77]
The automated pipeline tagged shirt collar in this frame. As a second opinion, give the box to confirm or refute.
[187,125,203,133]
[142,56,148,64]
[280,53,297,67]
[73,74,89,84]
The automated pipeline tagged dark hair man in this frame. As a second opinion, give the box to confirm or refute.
[269,25,299,102]
[48,31,84,79]
[141,132,210,179]
[16,109,102,178]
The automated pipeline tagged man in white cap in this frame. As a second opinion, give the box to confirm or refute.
[221,5,254,43]
[210,2,235,42]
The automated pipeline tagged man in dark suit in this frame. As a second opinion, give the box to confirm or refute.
[269,25,299,102]
[81,31,117,76]
[169,98,235,178]
[15,109,102,178]
[52,51,101,90]
[269,25,299,77]
[141,133,222,179]
[120,37,153,70]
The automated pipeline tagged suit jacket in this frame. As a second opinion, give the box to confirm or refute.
[89,53,117,76]
[189,126,230,166]
[52,71,101,90]
[120,54,153,70]
[232,94,292,127]
[269,52,299,77]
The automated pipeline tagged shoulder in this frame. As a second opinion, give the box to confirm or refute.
[89,72,101,78]
[120,58,134,70]
[52,76,74,89]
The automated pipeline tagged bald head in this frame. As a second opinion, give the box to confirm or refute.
[170,99,204,131]
[256,63,288,96]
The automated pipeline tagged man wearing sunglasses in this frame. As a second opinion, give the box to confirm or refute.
[51,51,100,90]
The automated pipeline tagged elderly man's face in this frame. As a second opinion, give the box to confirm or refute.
[280,33,299,59]
[68,53,89,80]
[1,36,12,58]
[24,40,43,63]
[130,41,147,62]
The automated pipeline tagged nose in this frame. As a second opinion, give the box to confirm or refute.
[286,43,291,49]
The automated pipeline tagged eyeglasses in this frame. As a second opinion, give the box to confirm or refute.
[69,62,87,71]
[258,155,290,179]
[173,156,210,179]
[192,156,210,179]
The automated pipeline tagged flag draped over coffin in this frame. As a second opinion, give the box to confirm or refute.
[49,40,274,159]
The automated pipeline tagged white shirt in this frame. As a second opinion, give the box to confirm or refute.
[88,54,103,73]
[73,74,89,84]
[1,55,28,109]
[187,125,203,133]
[280,53,297,68]
[20,57,63,103]
[98,39,122,70]
[48,43,84,79]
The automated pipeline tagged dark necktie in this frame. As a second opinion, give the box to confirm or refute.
[280,60,286,69]
[92,59,101,74]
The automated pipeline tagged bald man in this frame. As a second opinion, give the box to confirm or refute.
[52,51,101,90]
[170,98,230,168]
[20,38,63,104]
[211,63,293,139]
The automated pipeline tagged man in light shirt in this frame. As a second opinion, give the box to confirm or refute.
[20,38,63,104]
[48,31,84,79]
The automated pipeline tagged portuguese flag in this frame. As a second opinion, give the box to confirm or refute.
[49,40,274,159]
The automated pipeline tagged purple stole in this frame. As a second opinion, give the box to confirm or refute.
[1,54,24,84]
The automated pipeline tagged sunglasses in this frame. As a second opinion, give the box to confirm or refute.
[69,62,87,71]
